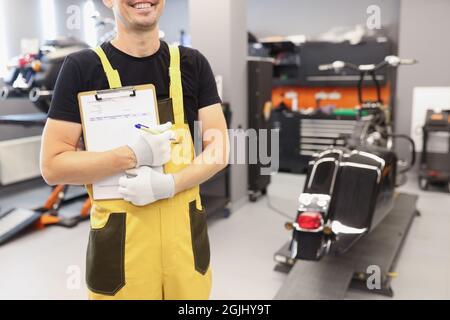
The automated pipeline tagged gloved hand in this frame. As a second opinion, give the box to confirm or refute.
[128,122,175,167]
[118,166,175,207]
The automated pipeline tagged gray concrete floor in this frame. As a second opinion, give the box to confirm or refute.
[0,173,449,300]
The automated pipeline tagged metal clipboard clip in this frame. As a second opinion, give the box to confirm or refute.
[95,86,137,101]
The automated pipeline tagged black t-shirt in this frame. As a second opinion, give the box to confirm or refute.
[48,41,222,133]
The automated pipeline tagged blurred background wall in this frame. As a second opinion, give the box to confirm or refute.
[247,0,400,47]
[396,0,450,159]
[1,0,450,158]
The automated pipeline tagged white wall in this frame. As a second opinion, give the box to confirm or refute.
[396,0,450,159]
[0,0,8,77]
[0,0,42,61]
[190,0,249,209]
[157,0,401,43]
[247,0,400,42]
[0,0,111,60]
[160,0,189,44]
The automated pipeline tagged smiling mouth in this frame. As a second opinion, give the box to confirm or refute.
[131,2,156,10]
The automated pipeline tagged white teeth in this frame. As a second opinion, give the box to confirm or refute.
[134,2,153,9]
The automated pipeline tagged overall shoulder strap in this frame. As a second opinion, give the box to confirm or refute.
[94,45,184,124]
[168,45,185,124]
[93,46,122,89]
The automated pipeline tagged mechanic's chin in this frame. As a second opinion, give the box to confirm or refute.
[132,18,158,31]
[131,10,159,29]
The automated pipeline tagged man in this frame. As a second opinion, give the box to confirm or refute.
[40,0,229,300]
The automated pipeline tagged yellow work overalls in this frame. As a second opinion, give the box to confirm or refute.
[84,45,212,300]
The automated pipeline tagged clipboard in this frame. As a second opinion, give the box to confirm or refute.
[78,84,159,200]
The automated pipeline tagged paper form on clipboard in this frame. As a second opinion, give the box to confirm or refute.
[78,84,159,200]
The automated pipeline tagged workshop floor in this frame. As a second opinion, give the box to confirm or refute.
[0,173,449,300]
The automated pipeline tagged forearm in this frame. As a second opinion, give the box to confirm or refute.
[42,146,136,186]
[173,139,229,194]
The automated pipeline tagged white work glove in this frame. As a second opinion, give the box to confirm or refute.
[118,166,175,207]
[128,122,175,167]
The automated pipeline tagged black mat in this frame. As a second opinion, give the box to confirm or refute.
[274,193,418,299]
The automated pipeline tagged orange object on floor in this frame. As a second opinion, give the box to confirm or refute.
[35,214,61,229]
[80,198,92,217]
[42,185,66,211]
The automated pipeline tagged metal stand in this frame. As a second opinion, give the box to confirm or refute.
[418,123,450,193]
[274,193,419,299]
[0,113,47,127]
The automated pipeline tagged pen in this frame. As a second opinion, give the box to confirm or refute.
[135,123,179,143]
[135,123,162,135]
